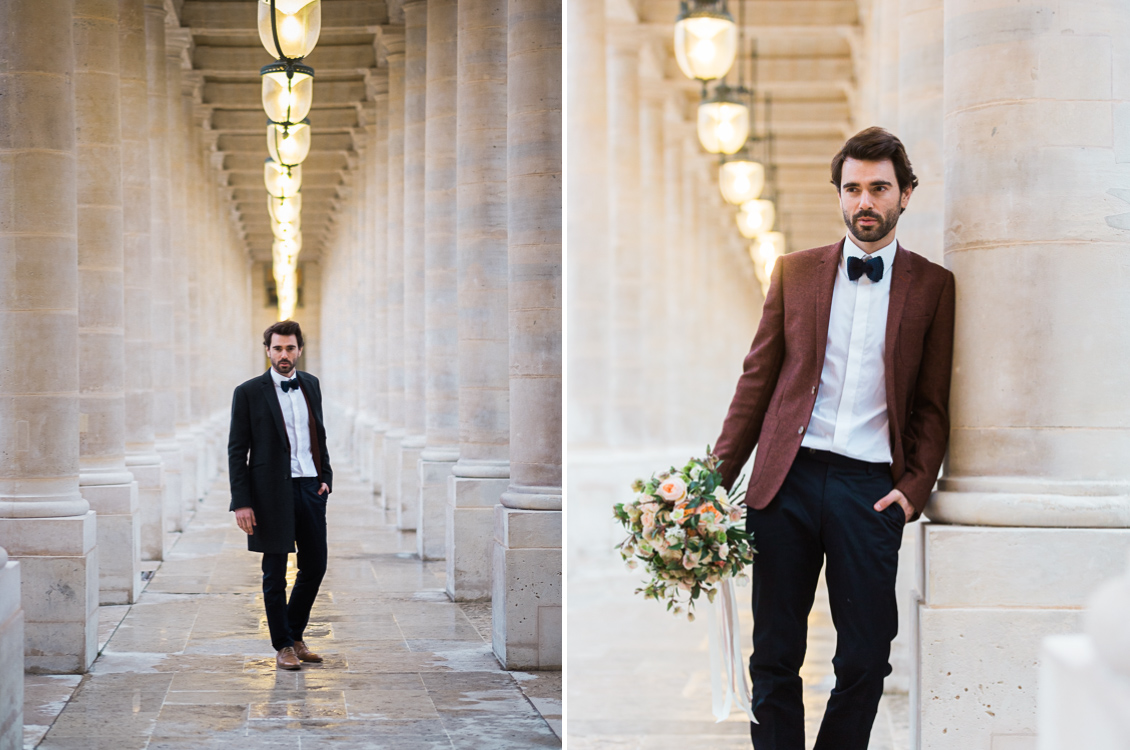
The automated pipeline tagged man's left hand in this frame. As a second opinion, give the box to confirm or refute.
[318,483,329,496]
[874,488,913,522]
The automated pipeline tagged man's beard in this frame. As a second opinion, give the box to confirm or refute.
[274,358,294,374]
[843,204,900,244]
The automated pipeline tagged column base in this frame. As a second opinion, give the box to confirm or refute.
[0,559,23,748]
[491,506,561,670]
[155,440,183,535]
[914,523,1130,749]
[446,475,508,601]
[417,452,457,561]
[0,513,99,674]
[384,429,405,519]
[126,452,165,562]
[176,429,198,515]
[398,437,425,532]
[371,424,388,501]
[79,476,141,605]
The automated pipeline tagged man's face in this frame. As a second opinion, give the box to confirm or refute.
[267,333,302,376]
[838,157,912,246]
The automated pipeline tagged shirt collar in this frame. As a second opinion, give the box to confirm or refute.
[842,233,897,274]
[269,368,296,387]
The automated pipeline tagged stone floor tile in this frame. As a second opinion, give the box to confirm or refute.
[341,688,439,720]
[150,703,249,737]
[442,715,562,748]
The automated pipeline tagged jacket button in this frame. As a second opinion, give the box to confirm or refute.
[811,386,816,394]
[798,426,805,435]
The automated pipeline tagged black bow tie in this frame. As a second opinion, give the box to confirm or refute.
[847,255,884,283]
[280,378,299,393]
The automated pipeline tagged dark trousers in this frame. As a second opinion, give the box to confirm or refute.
[747,448,905,750]
[262,477,328,652]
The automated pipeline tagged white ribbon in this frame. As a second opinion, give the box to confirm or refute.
[706,578,758,724]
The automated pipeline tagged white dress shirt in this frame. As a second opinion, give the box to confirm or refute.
[270,368,318,478]
[800,235,898,464]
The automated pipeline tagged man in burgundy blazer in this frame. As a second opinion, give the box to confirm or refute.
[714,128,955,750]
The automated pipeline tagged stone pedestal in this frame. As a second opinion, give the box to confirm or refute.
[156,440,183,538]
[127,454,164,561]
[0,550,22,750]
[398,438,424,532]
[446,475,507,600]
[492,506,562,670]
[0,513,98,673]
[384,429,405,516]
[418,452,456,560]
[177,430,199,514]
[912,525,1130,749]
[80,472,140,605]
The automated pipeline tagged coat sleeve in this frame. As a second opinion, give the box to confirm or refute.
[228,384,253,511]
[713,256,788,493]
[894,270,956,517]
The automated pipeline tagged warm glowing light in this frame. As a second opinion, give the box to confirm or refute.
[749,231,786,296]
[736,199,776,238]
[674,11,737,81]
[719,158,765,205]
[261,63,314,124]
[272,218,301,241]
[697,92,750,155]
[267,120,311,166]
[268,194,302,224]
[265,159,302,198]
[258,0,321,59]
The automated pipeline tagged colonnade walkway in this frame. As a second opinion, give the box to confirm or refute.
[22,468,561,750]
[568,559,908,749]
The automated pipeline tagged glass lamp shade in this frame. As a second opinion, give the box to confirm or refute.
[736,199,776,238]
[272,236,303,265]
[697,93,750,155]
[268,193,302,224]
[271,217,302,241]
[719,158,765,205]
[261,63,314,124]
[674,10,738,81]
[750,231,786,296]
[276,273,299,321]
[258,0,321,59]
[265,159,302,198]
[267,120,311,167]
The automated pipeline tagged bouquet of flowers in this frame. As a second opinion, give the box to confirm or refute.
[613,449,756,620]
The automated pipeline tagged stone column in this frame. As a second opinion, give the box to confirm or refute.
[419,0,459,560]
[145,0,182,544]
[0,0,99,673]
[353,134,375,485]
[566,0,610,449]
[661,98,685,445]
[447,0,510,600]
[400,0,428,533]
[914,2,1130,747]
[0,547,22,747]
[120,0,164,563]
[382,30,407,520]
[492,0,562,671]
[75,0,141,606]
[370,72,390,504]
[605,31,642,448]
[638,86,665,447]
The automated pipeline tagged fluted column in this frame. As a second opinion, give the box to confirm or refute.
[120,0,164,563]
[0,546,22,746]
[661,99,685,445]
[370,72,390,503]
[419,0,459,560]
[447,0,510,600]
[145,0,181,545]
[0,0,99,673]
[606,31,642,447]
[75,0,141,606]
[914,2,1130,746]
[638,86,666,446]
[382,30,407,520]
[492,0,562,670]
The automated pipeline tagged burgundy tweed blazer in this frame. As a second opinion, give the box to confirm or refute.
[713,239,955,519]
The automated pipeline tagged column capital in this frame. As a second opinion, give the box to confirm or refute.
[376,26,406,59]
[365,67,389,99]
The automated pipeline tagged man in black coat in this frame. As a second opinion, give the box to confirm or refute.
[228,320,333,670]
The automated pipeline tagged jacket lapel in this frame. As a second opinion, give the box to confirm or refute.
[884,244,913,436]
[259,370,289,448]
[813,239,844,376]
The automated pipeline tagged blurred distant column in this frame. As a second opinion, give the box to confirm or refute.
[369,69,390,503]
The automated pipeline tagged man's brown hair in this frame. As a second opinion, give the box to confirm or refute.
[830,127,919,194]
[263,320,304,349]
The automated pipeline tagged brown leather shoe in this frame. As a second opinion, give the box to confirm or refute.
[276,646,301,670]
[293,640,323,663]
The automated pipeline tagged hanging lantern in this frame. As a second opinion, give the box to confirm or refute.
[268,193,302,224]
[272,235,303,265]
[258,0,322,60]
[736,199,776,239]
[719,155,765,205]
[271,216,302,241]
[265,159,302,198]
[261,62,314,124]
[267,119,311,167]
[674,1,738,82]
[750,231,786,295]
[276,272,299,321]
[697,84,750,155]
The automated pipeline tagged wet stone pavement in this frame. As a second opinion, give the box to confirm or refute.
[24,469,561,750]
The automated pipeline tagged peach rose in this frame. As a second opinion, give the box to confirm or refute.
[656,476,688,502]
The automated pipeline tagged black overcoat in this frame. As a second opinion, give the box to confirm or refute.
[228,369,333,553]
